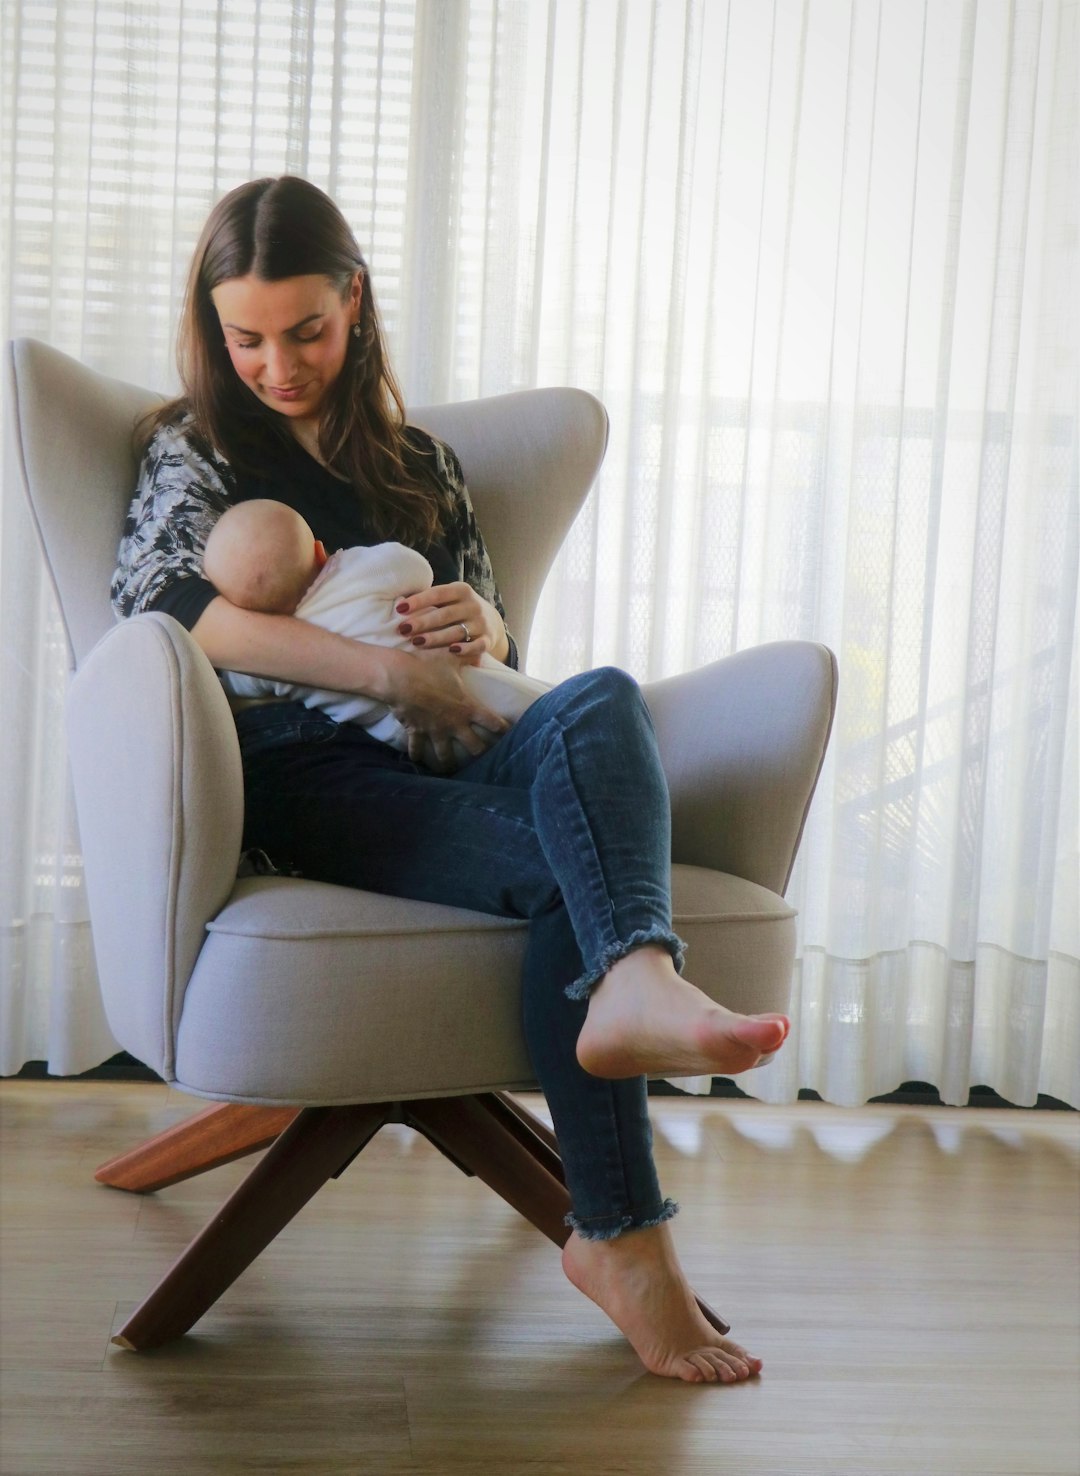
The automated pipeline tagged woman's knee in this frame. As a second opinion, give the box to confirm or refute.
[567,666,652,736]
[559,664,645,715]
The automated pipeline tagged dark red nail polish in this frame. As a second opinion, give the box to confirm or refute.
[412,636,425,646]
[396,603,409,614]
[399,623,412,634]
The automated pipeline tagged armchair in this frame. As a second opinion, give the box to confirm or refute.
[5,337,837,1352]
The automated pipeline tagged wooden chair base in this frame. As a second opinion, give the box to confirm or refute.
[95,1102,301,1192]
[98,1095,730,1350]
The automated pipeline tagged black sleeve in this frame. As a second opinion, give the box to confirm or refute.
[148,574,221,631]
[413,430,520,669]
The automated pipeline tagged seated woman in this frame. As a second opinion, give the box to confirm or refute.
[111,175,789,1385]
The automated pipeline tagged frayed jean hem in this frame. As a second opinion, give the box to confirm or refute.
[564,1197,680,1242]
[564,927,687,1001]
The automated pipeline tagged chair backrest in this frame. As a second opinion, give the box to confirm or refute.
[5,337,608,668]
[6,340,162,669]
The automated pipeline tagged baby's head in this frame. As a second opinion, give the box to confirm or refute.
[203,500,327,614]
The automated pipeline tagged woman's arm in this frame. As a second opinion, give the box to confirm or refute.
[191,595,509,769]
[191,594,401,696]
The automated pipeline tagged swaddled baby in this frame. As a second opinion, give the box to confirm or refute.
[202,498,549,757]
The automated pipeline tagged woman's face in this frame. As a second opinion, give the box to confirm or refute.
[211,272,362,429]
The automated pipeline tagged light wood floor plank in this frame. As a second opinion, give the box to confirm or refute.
[1,1081,1076,1475]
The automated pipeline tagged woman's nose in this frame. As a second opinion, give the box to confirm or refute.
[264,340,297,384]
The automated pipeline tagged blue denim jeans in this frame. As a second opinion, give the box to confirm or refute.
[236,667,684,1240]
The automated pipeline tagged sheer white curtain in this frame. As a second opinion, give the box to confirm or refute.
[1,0,1076,1104]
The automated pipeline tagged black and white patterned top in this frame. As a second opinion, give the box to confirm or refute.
[110,409,515,664]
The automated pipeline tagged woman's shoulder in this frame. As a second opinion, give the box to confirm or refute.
[138,404,237,492]
[401,423,466,492]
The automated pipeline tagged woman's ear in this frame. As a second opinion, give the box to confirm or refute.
[350,270,364,318]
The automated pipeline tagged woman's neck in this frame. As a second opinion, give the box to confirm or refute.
[288,420,349,482]
[288,419,322,463]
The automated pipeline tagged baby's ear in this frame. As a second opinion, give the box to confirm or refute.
[313,539,329,569]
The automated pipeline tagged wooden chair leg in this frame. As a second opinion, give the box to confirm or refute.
[693,1300,731,1337]
[477,1092,566,1185]
[494,1092,562,1161]
[96,1103,300,1193]
[407,1095,573,1247]
[112,1104,386,1350]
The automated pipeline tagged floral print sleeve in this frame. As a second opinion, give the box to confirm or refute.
[111,414,236,620]
[416,430,518,667]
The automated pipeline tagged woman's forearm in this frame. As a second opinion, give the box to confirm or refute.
[189,594,510,770]
[190,594,408,702]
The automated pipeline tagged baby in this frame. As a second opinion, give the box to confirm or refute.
[202,499,550,756]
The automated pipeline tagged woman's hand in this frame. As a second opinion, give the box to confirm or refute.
[191,599,505,771]
[395,583,509,665]
[190,596,507,773]
[384,647,510,772]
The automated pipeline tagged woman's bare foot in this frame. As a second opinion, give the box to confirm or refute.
[576,946,789,1079]
[562,1221,763,1384]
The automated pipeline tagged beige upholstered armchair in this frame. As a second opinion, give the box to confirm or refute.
[5,337,837,1352]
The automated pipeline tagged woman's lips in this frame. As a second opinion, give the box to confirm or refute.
[266,383,310,401]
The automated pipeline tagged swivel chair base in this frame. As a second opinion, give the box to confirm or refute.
[97,1094,731,1351]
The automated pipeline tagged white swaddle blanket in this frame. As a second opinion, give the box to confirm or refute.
[219,542,550,753]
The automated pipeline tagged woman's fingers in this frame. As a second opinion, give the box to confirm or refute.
[391,652,509,772]
[395,581,472,619]
[427,737,457,773]
[405,719,500,773]
[404,615,486,652]
[406,731,432,767]
[396,583,496,652]
[470,712,511,742]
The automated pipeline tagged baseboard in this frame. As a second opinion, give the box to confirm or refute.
[650,1077,1075,1110]
[8,1054,1075,1110]
[10,1052,163,1084]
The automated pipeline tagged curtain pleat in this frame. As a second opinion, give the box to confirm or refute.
[1,0,1075,1104]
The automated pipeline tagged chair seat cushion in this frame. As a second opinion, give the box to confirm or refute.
[173,865,796,1104]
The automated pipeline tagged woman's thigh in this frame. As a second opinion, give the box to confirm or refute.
[241,721,561,921]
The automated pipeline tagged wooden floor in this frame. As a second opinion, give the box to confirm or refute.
[1,1081,1077,1476]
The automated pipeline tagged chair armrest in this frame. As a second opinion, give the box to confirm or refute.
[66,613,244,1080]
[643,641,837,895]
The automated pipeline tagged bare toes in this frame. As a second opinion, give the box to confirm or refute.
[686,1352,717,1382]
[720,1337,760,1372]
[707,1355,736,1383]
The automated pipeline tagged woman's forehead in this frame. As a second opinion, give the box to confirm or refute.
[211,273,340,328]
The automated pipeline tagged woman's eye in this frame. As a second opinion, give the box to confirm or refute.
[294,330,322,343]
[235,340,259,351]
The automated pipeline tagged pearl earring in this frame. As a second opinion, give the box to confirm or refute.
[352,322,361,339]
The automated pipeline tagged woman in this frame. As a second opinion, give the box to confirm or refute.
[112,176,789,1385]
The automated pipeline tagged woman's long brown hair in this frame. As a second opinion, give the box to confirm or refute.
[143,176,450,543]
